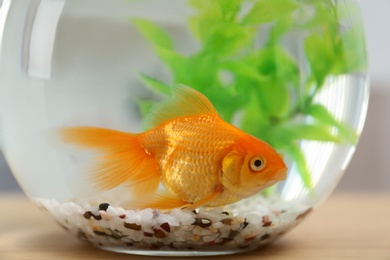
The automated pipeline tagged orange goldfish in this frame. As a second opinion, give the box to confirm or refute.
[61,85,287,209]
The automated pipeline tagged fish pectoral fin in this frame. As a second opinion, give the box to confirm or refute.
[184,188,223,210]
[127,190,189,210]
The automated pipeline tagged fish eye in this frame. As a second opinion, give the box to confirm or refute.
[249,157,266,172]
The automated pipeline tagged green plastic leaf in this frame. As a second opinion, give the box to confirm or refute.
[265,123,342,146]
[338,26,368,73]
[282,124,342,143]
[267,16,293,45]
[202,23,254,55]
[252,47,298,86]
[188,1,225,42]
[202,85,246,123]
[307,104,358,144]
[153,47,189,83]
[131,18,173,50]
[242,0,298,25]
[241,92,268,136]
[188,0,221,15]
[299,1,338,31]
[248,47,297,118]
[138,74,171,95]
[131,18,191,85]
[256,80,290,119]
[307,104,339,125]
[189,0,242,22]
[181,53,220,90]
[134,98,155,118]
[219,0,243,21]
[304,33,335,87]
[285,143,312,189]
[220,60,267,84]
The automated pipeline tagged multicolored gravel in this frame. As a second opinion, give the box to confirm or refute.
[35,197,311,254]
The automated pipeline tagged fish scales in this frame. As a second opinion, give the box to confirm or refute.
[140,115,240,203]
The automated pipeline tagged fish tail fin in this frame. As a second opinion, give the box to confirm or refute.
[60,127,160,192]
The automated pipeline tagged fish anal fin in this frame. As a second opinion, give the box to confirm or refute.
[130,175,160,197]
[184,188,223,210]
[128,188,224,211]
[90,152,160,191]
[145,85,219,129]
[128,190,189,210]
[60,127,160,191]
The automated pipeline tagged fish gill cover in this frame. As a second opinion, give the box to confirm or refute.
[129,0,367,191]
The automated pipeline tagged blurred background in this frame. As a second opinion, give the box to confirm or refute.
[0,0,389,193]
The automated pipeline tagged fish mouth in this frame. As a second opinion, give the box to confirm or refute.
[273,168,287,181]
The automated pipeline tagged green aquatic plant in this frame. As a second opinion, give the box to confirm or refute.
[131,0,367,190]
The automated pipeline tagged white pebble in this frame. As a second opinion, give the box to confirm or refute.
[170,208,195,225]
[200,229,212,236]
[212,222,224,229]
[138,208,154,222]
[106,206,119,216]
[157,213,180,226]
[203,234,218,243]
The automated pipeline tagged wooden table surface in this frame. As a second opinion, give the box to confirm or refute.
[0,192,389,260]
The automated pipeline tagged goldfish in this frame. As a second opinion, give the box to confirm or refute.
[60,85,287,210]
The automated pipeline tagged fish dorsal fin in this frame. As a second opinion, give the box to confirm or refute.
[145,85,219,129]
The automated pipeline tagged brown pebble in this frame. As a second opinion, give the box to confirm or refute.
[263,221,272,227]
[192,218,212,228]
[144,232,153,237]
[83,211,93,219]
[244,233,256,241]
[77,230,88,241]
[93,230,108,236]
[168,243,177,249]
[228,230,240,240]
[124,222,142,231]
[221,218,233,225]
[191,235,200,241]
[151,242,165,249]
[296,208,313,220]
[153,229,166,238]
[243,219,249,229]
[93,214,102,221]
[261,234,270,240]
[219,237,233,245]
[262,216,272,227]
[205,241,215,246]
[83,211,102,221]
[98,203,110,211]
[160,222,171,232]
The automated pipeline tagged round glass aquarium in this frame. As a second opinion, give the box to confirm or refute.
[0,0,369,256]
